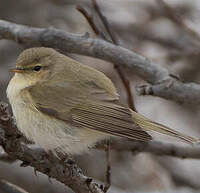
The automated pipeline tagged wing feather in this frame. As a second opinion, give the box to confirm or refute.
[24,81,152,141]
[72,105,152,141]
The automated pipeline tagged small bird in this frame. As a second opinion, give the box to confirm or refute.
[7,47,197,155]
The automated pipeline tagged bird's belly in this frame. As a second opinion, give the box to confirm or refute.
[10,98,106,155]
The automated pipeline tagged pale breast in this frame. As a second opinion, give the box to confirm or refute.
[7,75,107,155]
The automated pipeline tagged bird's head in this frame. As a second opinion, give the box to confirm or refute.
[10,47,58,84]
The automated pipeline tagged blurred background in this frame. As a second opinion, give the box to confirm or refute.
[1,0,200,192]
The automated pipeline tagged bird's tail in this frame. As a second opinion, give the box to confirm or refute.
[131,111,198,144]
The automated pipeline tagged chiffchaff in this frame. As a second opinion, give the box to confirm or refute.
[6,47,197,155]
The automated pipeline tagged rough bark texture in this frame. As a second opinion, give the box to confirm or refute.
[1,101,200,193]
[0,101,103,193]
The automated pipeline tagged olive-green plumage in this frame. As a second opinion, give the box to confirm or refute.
[7,47,198,155]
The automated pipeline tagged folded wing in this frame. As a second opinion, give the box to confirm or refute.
[24,81,152,141]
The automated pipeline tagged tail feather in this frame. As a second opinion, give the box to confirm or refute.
[132,111,198,144]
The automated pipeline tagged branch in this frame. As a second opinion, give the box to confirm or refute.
[1,101,200,192]
[0,180,28,193]
[110,187,198,193]
[1,19,200,104]
[108,140,200,159]
[156,0,200,42]
[0,152,16,163]
[76,5,106,40]
[91,0,120,45]
[0,102,103,193]
[1,101,200,193]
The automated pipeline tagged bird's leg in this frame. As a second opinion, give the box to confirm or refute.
[103,139,111,193]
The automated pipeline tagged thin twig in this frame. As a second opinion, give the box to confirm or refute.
[103,140,111,193]
[114,67,136,111]
[77,0,136,111]
[76,5,106,39]
[92,0,136,111]
[92,0,120,45]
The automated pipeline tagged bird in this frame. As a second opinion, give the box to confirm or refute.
[6,47,198,156]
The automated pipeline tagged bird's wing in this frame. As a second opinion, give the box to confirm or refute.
[24,81,151,141]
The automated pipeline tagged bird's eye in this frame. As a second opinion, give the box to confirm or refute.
[33,65,41,72]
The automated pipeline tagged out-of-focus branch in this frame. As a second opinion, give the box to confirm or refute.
[0,102,103,193]
[0,152,16,163]
[109,187,199,193]
[156,0,200,42]
[76,5,106,40]
[91,0,120,45]
[0,180,28,193]
[1,19,200,104]
[124,24,199,53]
[108,140,200,159]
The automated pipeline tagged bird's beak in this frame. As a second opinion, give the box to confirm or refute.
[9,68,25,73]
